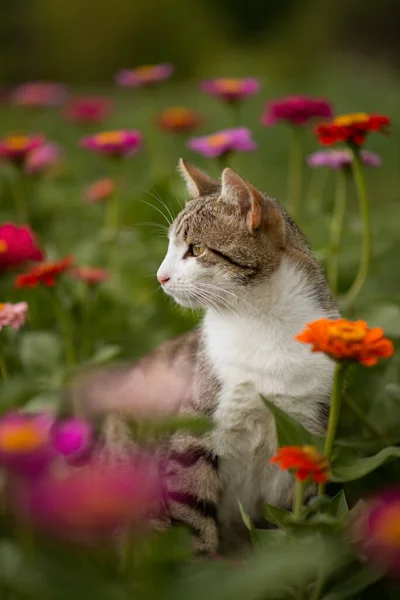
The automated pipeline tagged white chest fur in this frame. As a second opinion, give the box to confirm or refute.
[202,261,335,527]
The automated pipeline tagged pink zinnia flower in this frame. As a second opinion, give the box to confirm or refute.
[12,82,67,108]
[25,142,63,175]
[307,149,382,170]
[0,302,28,331]
[80,130,142,158]
[84,178,115,203]
[10,455,163,541]
[115,64,174,87]
[352,488,400,576]
[188,127,257,158]
[0,413,55,476]
[0,224,44,270]
[262,95,333,126]
[69,266,109,285]
[64,96,113,125]
[51,418,94,466]
[0,134,45,165]
[201,78,260,103]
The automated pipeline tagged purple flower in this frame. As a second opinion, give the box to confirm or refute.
[0,412,55,476]
[200,78,260,103]
[115,64,174,88]
[0,302,28,331]
[307,149,382,170]
[51,418,94,465]
[80,130,142,158]
[25,142,63,175]
[352,488,400,576]
[188,127,257,158]
[262,95,333,126]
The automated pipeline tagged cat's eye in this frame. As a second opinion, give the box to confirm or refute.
[188,244,205,257]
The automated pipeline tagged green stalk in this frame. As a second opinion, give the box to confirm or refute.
[344,149,371,310]
[328,169,347,294]
[0,352,7,380]
[287,127,304,224]
[293,480,305,519]
[51,293,76,367]
[318,362,346,495]
[229,102,242,127]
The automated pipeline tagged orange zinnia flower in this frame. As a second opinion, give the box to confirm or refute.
[316,112,390,146]
[270,446,329,483]
[15,257,73,288]
[157,107,203,133]
[296,318,394,366]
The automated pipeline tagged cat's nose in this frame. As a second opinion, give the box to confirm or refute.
[157,273,170,285]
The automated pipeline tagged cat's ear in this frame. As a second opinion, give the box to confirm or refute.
[221,168,267,232]
[178,159,219,199]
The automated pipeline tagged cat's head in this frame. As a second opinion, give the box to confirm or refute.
[157,160,301,309]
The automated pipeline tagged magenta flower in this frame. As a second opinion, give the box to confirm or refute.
[201,78,260,103]
[115,64,174,88]
[25,142,63,175]
[262,95,333,126]
[10,456,163,541]
[80,130,142,158]
[0,224,44,270]
[64,96,113,125]
[307,149,382,170]
[352,488,400,576]
[188,127,257,159]
[0,302,28,331]
[0,413,55,476]
[12,82,67,108]
[0,134,45,165]
[51,418,94,466]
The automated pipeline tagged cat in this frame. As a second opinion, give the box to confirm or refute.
[71,160,339,556]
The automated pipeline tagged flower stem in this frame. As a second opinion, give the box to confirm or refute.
[311,566,325,600]
[0,352,7,380]
[344,149,371,310]
[328,169,347,294]
[318,362,346,495]
[10,169,29,223]
[52,293,76,367]
[229,102,241,127]
[287,127,304,224]
[293,480,305,519]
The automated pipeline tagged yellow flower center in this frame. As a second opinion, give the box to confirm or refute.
[207,133,230,147]
[375,504,400,546]
[216,78,243,92]
[333,113,369,127]
[95,131,124,145]
[329,323,366,343]
[0,240,8,253]
[0,303,5,311]
[0,423,48,453]
[135,65,156,79]
[5,136,30,150]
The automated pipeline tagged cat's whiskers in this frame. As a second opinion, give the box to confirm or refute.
[139,188,175,224]
[136,198,173,226]
[195,282,262,317]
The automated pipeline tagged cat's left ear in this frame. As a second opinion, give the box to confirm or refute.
[178,159,219,199]
[221,168,272,233]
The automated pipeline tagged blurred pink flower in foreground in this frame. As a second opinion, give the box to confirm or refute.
[262,95,333,126]
[64,96,114,125]
[69,266,110,285]
[80,130,142,158]
[84,178,115,203]
[0,302,28,331]
[51,418,94,465]
[352,488,400,577]
[25,142,63,175]
[188,127,257,158]
[12,82,67,108]
[307,149,382,170]
[10,455,163,541]
[201,78,260,103]
[0,224,44,270]
[0,134,45,165]
[115,64,174,87]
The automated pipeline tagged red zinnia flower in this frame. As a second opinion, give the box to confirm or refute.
[0,224,44,270]
[69,266,109,285]
[262,96,333,126]
[0,134,45,165]
[270,446,330,483]
[316,113,390,147]
[64,96,113,125]
[15,257,73,288]
[80,130,142,158]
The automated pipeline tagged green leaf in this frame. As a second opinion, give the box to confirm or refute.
[20,331,63,374]
[238,501,254,533]
[87,344,121,365]
[332,446,400,481]
[328,490,349,518]
[264,502,292,528]
[323,566,385,599]
[261,396,324,449]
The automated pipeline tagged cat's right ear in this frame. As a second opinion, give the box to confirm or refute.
[178,159,219,200]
